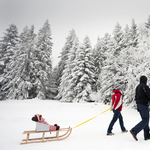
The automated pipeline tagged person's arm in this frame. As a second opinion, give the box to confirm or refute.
[111,95,115,109]
[144,85,150,100]
[135,87,138,100]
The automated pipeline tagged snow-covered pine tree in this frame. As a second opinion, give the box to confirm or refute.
[123,36,150,106]
[120,24,130,48]
[117,24,136,104]
[58,29,77,75]
[145,15,150,29]
[51,65,60,98]
[111,23,125,93]
[0,24,19,100]
[113,22,123,48]
[143,16,150,38]
[134,23,150,82]
[113,22,138,104]
[128,19,139,47]
[119,45,138,104]
[98,37,117,104]
[1,25,36,99]
[99,23,125,104]
[59,37,79,102]
[0,24,19,75]
[94,33,112,92]
[93,37,102,92]
[34,20,53,99]
[72,36,96,102]
[112,23,126,87]
[56,29,77,99]
[119,20,139,105]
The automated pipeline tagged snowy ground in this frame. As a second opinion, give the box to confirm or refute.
[0,99,150,150]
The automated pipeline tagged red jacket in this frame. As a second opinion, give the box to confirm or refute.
[111,89,123,111]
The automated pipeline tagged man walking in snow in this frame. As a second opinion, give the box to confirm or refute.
[107,88,127,135]
[130,75,150,141]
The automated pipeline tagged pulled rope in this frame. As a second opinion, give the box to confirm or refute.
[73,107,112,129]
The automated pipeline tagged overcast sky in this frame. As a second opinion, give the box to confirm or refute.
[0,0,150,66]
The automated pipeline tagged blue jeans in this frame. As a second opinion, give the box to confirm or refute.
[107,110,126,133]
[132,104,149,138]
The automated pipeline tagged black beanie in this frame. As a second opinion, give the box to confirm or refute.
[140,75,147,84]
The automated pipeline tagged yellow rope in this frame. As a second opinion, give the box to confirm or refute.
[73,107,112,129]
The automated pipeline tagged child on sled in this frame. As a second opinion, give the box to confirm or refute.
[32,114,60,131]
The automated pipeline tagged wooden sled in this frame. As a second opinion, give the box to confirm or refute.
[20,127,72,144]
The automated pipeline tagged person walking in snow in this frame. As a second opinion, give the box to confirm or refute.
[130,75,150,141]
[107,88,127,135]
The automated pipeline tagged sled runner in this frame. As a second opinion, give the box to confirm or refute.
[20,127,72,144]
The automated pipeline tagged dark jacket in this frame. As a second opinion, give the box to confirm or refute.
[135,76,150,106]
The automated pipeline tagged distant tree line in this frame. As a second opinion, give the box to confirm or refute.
[0,16,150,105]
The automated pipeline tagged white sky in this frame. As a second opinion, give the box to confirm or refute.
[0,0,150,66]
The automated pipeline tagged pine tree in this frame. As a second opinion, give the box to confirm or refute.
[0,24,19,100]
[145,15,150,29]
[94,33,118,103]
[72,36,96,102]
[113,22,123,48]
[0,24,19,75]
[59,37,79,102]
[58,29,76,76]
[120,24,130,48]
[34,20,53,99]
[112,23,127,91]
[98,29,127,104]
[1,26,36,99]
[119,20,139,104]
[129,19,139,47]
[51,66,60,98]
[56,29,77,99]
[99,37,117,103]
[93,33,112,91]
[93,37,102,91]
[143,16,150,38]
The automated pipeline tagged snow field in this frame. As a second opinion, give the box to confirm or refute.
[0,99,150,150]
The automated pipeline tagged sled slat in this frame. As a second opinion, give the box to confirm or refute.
[20,127,72,144]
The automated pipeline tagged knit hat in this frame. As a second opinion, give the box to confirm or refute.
[36,114,43,121]
[114,86,122,90]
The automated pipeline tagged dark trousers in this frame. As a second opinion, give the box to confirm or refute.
[132,104,149,138]
[107,110,126,133]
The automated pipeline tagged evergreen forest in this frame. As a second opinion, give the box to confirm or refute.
[0,17,150,106]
